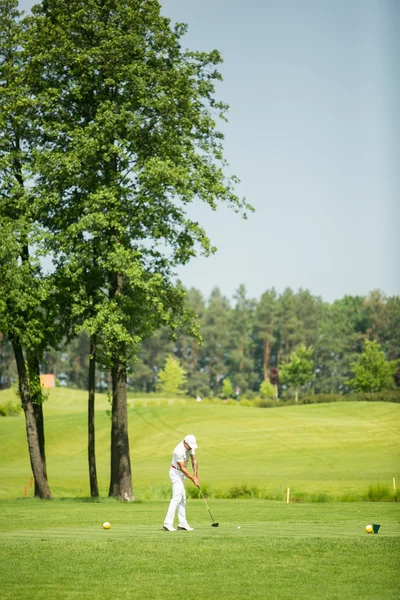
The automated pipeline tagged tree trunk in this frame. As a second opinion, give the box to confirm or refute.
[263,337,270,381]
[312,355,317,396]
[26,350,48,497]
[295,387,299,403]
[277,339,283,367]
[239,340,244,372]
[12,339,52,499]
[88,335,99,497]
[108,351,134,501]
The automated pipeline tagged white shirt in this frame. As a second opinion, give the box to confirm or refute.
[172,441,195,470]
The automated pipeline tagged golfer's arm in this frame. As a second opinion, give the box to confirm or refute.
[191,455,198,477]
[177,461,196,483]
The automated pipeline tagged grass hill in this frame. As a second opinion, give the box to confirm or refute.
[0,387,399,500]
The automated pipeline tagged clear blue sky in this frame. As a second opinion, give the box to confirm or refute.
[19,0,399,303]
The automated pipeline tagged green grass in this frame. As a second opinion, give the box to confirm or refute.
[1,388,399,598]
[0,499,399,599]
[0,387,399,500]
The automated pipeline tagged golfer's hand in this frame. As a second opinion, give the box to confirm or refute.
[193,475,199,486]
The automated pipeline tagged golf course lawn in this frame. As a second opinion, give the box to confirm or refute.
[0,388,399,500]
[1,389,399,598]
[1,499,399,599]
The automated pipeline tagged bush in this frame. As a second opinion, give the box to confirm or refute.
[0,401,22,416]
[222,484,255,499]
[259,379,275,400]
[351,391,400,403]
[258,398,280,408]
[237,398,253,407]
[366,484,395,502]
[300,394,343,404]
[186,483,213,499]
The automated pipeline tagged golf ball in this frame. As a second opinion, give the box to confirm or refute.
[237,526,241,530]
[365,524,373,534]
[103,522,111,530]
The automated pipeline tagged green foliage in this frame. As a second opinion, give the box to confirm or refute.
[221,377,234,399]
[224,483,254,499]
[259,378,275,399]
[349,340,397,392]
[279,344,314,399]
[0,400,21,417]
[157,356,187,396]
[367,484,393,502]
[228,285,256,393]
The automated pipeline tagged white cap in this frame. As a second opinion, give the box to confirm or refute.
[184,434,198,450]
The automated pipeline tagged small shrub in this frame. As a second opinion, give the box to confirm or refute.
[238,399,253,407]
[259,379,275,400]
[0,401,22,416]
[258,398,277,408]
[367,484,393,502]
[226,484,253,499]
[186,483,212,499]
[301,394,342,404]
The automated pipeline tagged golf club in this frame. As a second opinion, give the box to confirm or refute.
[198,485,219,527]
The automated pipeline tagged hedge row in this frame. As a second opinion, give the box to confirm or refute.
[242,390,400,408]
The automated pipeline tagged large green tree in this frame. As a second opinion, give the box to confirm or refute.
[0,0,53,499]
[157,356,187,397]
[253,288,277,381]
[276,288,302,366]
[349,339,396,393]
[228,285,256,393]
[200,288,231,395]
[279,344,314,402]
[26,0,249,500]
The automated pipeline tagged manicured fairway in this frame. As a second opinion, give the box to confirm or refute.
[0,388,399,500]
[1,500,399,600]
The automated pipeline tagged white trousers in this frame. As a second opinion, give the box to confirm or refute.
[164,468,189,527]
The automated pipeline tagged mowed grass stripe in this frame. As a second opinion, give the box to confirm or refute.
[3,523,400,540]
[0,500,399,600]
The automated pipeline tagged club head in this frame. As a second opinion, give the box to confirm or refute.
[211,522,219,527]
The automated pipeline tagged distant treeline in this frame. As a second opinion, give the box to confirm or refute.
[1,286,398,398]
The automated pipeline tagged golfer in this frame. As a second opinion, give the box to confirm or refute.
[163,435,199,531]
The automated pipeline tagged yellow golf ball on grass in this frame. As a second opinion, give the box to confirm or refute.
[103,522,111,530]
[365,524,373,534]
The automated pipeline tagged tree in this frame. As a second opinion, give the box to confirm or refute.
[394,362,400,389]
[348,340,396,392]
[0,0,53,499]
[259,379,274,400]
[279,345,313,402]
[221,377,233,399]
[0,334,16,390]
[27,0,250,501]
[157,356,187,396]
[253,289,277,382]
[174,288,206,394]
[276,289,302,365]
[228,285,256,393]
[200,288,231,396]
[380,296,400,361]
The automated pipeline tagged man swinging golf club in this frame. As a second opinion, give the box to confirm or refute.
[163,435,199,531]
